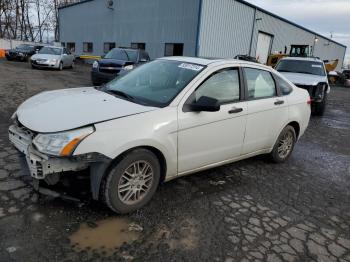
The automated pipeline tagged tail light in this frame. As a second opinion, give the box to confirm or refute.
[307,97,312,105]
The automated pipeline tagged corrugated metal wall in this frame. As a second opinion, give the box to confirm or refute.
[59,0,200,59]
[198,0,346,70]
[198,0,254,58]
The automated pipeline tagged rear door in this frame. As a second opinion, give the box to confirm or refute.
[177,67,248,173]
[242,67,289,154]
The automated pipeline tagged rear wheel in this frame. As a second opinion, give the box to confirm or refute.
[312,91,327,116]
[101,149,160,214]
[270,126,296,163]
[59,61,63,71]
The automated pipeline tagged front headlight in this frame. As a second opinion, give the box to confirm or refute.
[124,65,134,71]
[92,61,99,69]
[33,126,94,157]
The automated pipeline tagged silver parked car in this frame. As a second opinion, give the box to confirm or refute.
[31,46,75,70]
[275,57,330,116]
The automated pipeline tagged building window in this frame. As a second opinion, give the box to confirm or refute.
[83,42,93,53]
[66,42,75,53]
[104,42,116,53]
[131,43,146,50]
[164,43,184,56]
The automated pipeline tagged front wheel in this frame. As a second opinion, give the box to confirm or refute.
[270,126,296,163]
[58,62,63,71]
[101,149,160,214]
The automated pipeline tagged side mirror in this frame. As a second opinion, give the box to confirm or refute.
[188,96,220,112]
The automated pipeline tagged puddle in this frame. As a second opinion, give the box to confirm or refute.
[70,217,141,254]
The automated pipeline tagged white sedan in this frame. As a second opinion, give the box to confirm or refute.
[31,46,75,70]
[9,57,311,213]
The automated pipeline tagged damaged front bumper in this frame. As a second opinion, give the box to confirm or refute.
[9,124,89,179]
[8,124,111,200]
[295,82,327,103]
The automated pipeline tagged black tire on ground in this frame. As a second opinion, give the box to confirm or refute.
[59,62,63,71]
[312,91,327,116]
[101,149,161,214]
[269,125,296,163]
[70,61,75,69]
[6,57,12,61]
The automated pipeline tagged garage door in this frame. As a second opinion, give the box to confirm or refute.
[256,32,273,64]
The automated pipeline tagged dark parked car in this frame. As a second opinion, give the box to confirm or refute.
[5,44,44,62]
[91,48,150,85]
[234,54,258,63]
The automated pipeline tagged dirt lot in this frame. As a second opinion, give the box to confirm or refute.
[0,58,349,262]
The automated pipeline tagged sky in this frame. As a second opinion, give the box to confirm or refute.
[244,0,350,66]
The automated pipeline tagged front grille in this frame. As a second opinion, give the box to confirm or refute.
[15,118,36,140]
[295,84,317,97]
[99,67,121,74]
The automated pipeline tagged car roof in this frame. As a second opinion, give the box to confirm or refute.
[280,57,323,62]
[160,56,265,68]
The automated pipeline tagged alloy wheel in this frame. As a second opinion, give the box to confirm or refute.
[277,131,294,159]
[117,160,154,205]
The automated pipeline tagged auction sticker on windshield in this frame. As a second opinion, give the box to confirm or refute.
[179,63,204,71]
[312,64,322,68]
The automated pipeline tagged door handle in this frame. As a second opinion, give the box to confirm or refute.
[274,100,284,105]
[228,107,243,114]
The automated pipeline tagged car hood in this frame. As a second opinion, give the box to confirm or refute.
[31,54,60,60]
[11,48,31,53]
[279,72,326,86]
[16,87,157,133]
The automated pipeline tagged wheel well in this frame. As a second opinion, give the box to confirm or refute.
[107,146,167,184]
[288,121,300,139]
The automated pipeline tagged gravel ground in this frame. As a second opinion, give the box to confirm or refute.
[0,58,349,262]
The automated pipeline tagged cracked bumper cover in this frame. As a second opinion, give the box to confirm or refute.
[9,124,111,199]
[9,124,90,179]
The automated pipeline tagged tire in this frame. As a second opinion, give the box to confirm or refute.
[101,149,160,214]
[59,62,63,71]
[312,91,327,116]
[70,61,75,69]
[269,125,296,163]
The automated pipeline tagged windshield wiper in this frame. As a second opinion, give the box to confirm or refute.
[295,71,316,75]
[277,70,294,73]
[106,89,135,101]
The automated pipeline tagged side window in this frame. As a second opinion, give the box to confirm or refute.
[274,74,293,95]
[244,68,276,99]
[193,69,240,105]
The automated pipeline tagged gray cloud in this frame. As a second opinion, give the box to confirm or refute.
[245,0,350,61]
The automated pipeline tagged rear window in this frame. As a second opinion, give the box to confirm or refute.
[276,60,326,76]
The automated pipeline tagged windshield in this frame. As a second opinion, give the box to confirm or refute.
[39,47,62,55]
[276,60,325,76]
[16,44,34,50]
[105,49,137,62]
[103,60,205,107]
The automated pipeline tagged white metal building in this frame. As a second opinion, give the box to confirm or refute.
[59,0,347,70]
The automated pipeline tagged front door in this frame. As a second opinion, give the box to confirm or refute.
[177,68,248,174]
